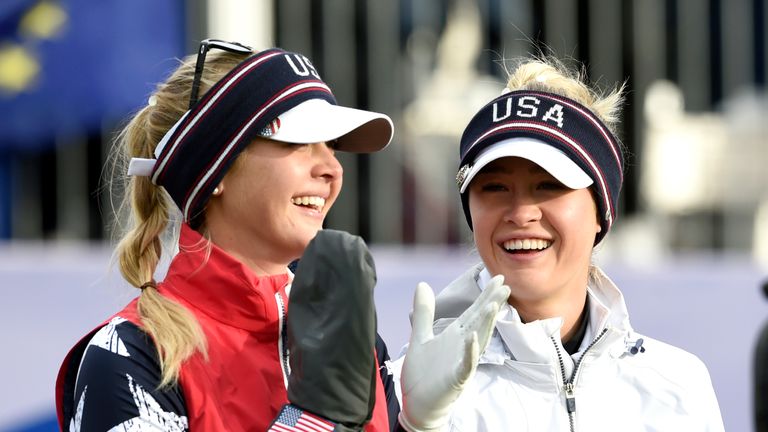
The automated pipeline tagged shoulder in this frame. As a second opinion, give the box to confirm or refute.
[75,317,164,401]
[82,316,158,366]
[634,335,711,380]
[67,316,189,431]
[612,334,724,428]
[619,334,718,404]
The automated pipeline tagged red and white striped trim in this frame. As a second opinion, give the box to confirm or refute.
[542,93,623,180]
[151,51,284,185]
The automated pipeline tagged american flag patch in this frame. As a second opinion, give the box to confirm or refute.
[258,118,281,137]
[268,404,335,432]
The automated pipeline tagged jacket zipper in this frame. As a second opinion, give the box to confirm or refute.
[552,328,608,432]
[275,292,290,388]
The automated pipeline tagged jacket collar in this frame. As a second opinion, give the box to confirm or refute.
[159,224,291,332]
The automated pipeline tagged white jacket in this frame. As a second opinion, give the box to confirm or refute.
[391,264,724,432]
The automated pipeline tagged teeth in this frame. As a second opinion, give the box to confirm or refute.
[292,196,326,210]
[503,239,551,251]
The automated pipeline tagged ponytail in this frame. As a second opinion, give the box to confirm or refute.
[108,50,249,386]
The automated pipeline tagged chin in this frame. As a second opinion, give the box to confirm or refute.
[307,224,324,239]
[502,270,546,290]
[296,228,322,249]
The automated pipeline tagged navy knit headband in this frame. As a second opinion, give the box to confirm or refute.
[457,90,624,243]
[151,48,336,223]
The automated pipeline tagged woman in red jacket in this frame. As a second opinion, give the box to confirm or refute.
[56,39,397,432]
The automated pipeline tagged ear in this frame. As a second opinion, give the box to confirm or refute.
[593,205,602,234]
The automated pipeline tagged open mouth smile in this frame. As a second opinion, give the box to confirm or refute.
[502,239,552,254]
[291,196,326,213]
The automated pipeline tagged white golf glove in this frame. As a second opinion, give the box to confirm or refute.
[398,275,510,432]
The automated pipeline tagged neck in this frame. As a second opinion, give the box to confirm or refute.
[206,229,292,277]
[510,288,588,341]
[227,250,289,276]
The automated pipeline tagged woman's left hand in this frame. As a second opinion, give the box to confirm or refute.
[398,275,510,432]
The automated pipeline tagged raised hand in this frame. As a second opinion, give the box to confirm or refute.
[398,275,510,432]
[282,229,378,431]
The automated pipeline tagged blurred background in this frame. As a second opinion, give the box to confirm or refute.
[0,0,766,430]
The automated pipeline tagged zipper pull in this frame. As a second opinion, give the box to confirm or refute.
[564,382,576,413]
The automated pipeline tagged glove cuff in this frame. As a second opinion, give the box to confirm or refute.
[268,404,338,431]
[398,412,449,432]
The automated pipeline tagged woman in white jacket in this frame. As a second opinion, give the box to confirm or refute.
[394,58,725,432]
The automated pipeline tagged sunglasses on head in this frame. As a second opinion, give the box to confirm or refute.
[189,38,253,109]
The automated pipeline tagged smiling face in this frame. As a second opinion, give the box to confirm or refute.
[468,157,600,316]
[204,137,342,275]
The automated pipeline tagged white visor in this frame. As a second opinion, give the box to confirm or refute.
[263,99,394,153]
[458,137,594,193]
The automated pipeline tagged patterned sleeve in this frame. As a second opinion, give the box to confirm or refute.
[376,333,403,432]
[68,317,189,432]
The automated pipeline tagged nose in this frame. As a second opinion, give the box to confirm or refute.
[502,192,542,226]
[312,142,343,180]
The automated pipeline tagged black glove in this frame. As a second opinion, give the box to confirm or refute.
[286,229,378,431]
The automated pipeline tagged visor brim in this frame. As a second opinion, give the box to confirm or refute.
[266,99,393,153]
[459,137,594,193]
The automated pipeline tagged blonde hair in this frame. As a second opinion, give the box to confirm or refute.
[109,50,251,387]
[505,57,625,139]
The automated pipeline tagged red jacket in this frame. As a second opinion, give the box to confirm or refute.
[56,224,390,431]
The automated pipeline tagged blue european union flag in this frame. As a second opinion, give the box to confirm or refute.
[0,0,185,150]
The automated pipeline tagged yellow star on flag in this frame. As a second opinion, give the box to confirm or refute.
[20,1,68,40]
[0,44,40,94]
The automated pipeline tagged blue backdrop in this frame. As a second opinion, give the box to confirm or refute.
[0,0,185,240]
[0,0,185,150]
